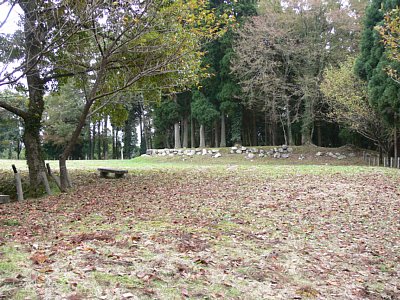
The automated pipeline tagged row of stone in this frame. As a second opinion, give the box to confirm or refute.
[316,151,355,160]
[230,145,293,155]
[146,145,294,159]
[146,148,222,158]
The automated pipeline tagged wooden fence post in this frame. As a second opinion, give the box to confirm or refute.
[40,171,52,195]
[12,165,23,201]
[46,163,61,191]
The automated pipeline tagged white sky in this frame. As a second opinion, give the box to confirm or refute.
[0,3,22,34]
[0,4,25,92]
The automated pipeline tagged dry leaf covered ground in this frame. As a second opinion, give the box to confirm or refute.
[0,153,399,299]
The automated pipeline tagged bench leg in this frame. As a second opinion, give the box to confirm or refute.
[115,173,124,179]
[100,172,108,178]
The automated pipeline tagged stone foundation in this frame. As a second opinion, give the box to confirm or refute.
[145,145,294,159]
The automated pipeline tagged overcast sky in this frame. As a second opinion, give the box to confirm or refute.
[0,3,22,34]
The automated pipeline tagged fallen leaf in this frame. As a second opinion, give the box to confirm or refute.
[30,252,48,264]
[122,292,135,299]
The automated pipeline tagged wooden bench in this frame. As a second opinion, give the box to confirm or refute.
[0,195,10,204]
[98,168,128,178]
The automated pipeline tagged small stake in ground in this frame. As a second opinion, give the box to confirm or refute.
[12,164,24,201]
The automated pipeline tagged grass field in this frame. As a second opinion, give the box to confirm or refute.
[0,153,399,299]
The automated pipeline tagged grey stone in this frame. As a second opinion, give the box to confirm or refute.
[327,152,336,158]
[273,152,281,159]
[247,153,255,159]
[287,147,293,153]
[316,152,324,156]
[278,148,284,153]
[236,150,242,154]
[337,155,347,160]
[214,153,222,158]
[348,153,356,157]
[282,144,288,150]
[231,146,238,151]
[281,154,290,159]
[259,153,265,158]
[202,149,208,155]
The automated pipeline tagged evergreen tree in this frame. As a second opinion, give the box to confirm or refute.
[355,0,400,158]
[191,91,219,147]
[153,99,181,148]
[199,0,257,146]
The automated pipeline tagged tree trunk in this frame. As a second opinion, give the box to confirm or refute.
[88,118,92,159]
[115,127,120,159]
[103,116,108,159]
[251,110,257,146]
[174,122,181,148]
[281,115,287,145]
[97,121,101,159]
[242,110,250,146]
[182,116,188,148]
[112,126,116,159]
[394,116,398,161]
[285,98,293,146]
[231,107,242,145]
[317,122,322,147]
[92,123,96,160]
[143,111,150,151]
[23,120,46,194]
[123,107,135,159]
[199,124,205,148]
[17,139,21,160]
[59,50,108,191]
[59,97,96,191]
[220,113,226,147]
[214,120,219,148]
[19,0,48,194]
[271,102,278,146]
[165,129,171,149]
[301,97,313,145]
[190,115,195,148]
[59,156,71,191]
